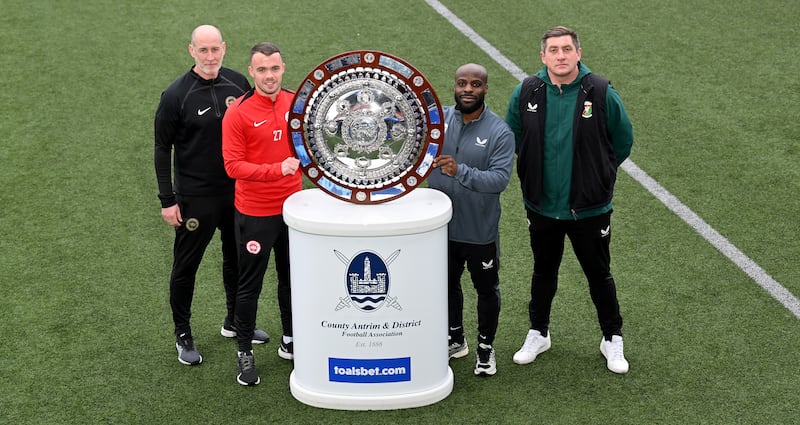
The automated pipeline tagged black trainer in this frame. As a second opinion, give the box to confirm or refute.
[175,333,202,366]
[236,351,260,386]
[278,339,294,360]
[221,318,270,344]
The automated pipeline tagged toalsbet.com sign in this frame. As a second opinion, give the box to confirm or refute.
[329,357,411,383]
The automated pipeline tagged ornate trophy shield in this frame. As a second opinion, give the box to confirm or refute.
[289,51,444,204]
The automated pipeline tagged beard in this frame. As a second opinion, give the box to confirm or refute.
[454,93,485,114]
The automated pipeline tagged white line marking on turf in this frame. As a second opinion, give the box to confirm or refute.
[621,162,800,318]
[425,0,800,319]
[424,0,528,82]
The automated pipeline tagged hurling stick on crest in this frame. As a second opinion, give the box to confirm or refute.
[332,250,352,310]
[333,250,350,265]
[384,250,402,310]
[384,249,401,265]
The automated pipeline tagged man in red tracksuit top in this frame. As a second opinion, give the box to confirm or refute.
[222,42,302,386]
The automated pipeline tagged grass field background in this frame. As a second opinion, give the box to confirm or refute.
[1,1,798,424]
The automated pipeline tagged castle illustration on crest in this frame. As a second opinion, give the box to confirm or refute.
[348,256,387,294]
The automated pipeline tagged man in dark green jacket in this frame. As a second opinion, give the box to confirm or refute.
[505,25,633,374]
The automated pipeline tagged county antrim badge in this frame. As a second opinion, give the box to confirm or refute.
[333,249,402,312]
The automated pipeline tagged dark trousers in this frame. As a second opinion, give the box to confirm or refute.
[526,209,623,339]
[448,241,501,346]
[233,211,292,352]
[169,193,238,336]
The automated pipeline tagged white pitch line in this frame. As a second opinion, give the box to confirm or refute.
[425,0,800,319]
[424,0,528,82]
[621,162,800,318]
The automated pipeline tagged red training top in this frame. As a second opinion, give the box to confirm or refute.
[222,88,302,217]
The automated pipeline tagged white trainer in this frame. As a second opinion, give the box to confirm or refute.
[512,329,551,365]
[600,335,629,374]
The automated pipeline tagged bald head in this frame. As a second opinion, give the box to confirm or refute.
[455,63,488,85]
[191,25,223,45]
[188,24,226,80]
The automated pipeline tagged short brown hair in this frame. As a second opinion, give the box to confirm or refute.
[541,26,580,52]
[250,42,281,59]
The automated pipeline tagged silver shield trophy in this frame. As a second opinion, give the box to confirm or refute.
[289,51,444,204]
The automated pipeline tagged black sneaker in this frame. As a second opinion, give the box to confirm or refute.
[474,343,496,376]
[176,333,202,366]
[236,351,260,386]
[221,318,270,344]
[278,339,294,360]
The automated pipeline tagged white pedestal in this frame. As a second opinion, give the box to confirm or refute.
[283,188,453,410]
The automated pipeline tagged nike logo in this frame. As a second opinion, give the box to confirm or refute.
[481,259,494,270]
[197,107,212,115]
[254,120,267,127]
[526,102,538,113]
[600,225,610,238]
[475,136,487,147]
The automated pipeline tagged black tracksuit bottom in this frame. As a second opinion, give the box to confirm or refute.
[170,193,238,337]
[525,209,623,339]
[233,211,292,352]
[448,241,501,346]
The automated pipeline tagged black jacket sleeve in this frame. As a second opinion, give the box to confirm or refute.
[154,90,178,208]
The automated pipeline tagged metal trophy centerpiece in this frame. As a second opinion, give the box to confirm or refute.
[289,50,444,204]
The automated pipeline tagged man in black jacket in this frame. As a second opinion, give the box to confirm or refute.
[154,24,268,366]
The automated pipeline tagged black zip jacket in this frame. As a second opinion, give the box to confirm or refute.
[154,66,250,208]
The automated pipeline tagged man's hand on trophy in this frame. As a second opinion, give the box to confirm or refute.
[282,157,301,176]
[433,155,458,177]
